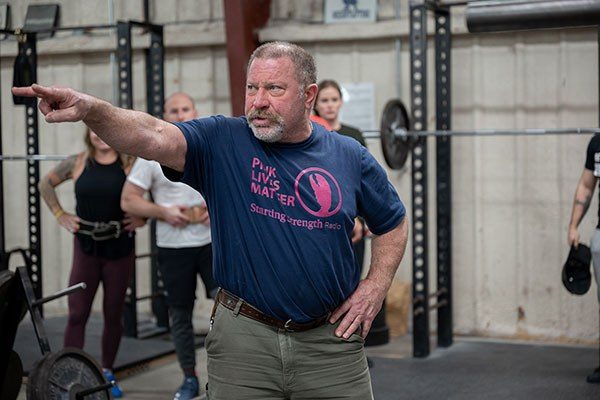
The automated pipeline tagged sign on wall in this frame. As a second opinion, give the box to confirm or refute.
[324,0,377,24]
[339,82,376,131]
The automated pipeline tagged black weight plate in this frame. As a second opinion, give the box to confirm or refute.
[1,350,23,400]
[380,99,413,170]
[27,348,110,400]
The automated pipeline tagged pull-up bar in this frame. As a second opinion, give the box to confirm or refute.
[467,0,600,33]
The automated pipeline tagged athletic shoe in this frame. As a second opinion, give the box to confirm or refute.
[587,366,600,383]
[174,376,200,400]
[103,370,123,398]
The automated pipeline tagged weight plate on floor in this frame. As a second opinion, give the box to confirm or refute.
[27,348,110,400]
[380,99,414,170]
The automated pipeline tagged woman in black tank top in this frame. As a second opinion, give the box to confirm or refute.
[39,129,145,398]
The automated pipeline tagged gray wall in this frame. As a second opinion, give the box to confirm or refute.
[1,0,599,343]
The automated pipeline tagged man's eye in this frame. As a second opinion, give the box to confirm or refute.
[269,86,284,94]
[246,85,257,94]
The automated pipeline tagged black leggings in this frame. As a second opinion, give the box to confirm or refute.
[64,237,134,369]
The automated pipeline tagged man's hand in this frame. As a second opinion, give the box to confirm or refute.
[351,218,364,244]
[329,278,387,339]
[123,213,147,232]
[12,84,93,123]
[568,225,580,248]
[162,205,190,227]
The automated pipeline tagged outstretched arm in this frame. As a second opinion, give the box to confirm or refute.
[12,84,187,171]
[330,217,409,338]
[568,169,598,247]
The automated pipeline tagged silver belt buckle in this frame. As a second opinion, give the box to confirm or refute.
[284,319,295,332]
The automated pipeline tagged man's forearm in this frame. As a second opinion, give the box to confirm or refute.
[83,99,170,161]
[121,195,166,221]
[366,217,409,291]
[569,188,593,228]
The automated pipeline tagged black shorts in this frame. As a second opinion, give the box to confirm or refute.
[157,244,217,307]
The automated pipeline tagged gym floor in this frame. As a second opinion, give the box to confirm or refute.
[16,333,600,399]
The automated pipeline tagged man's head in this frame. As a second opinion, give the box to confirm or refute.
[245,42,318,143]
[164,92,198,123]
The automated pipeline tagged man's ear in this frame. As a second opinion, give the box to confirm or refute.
[305,83,318,109]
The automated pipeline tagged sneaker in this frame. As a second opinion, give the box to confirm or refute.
[174,376,199,400]
[587,366,600,383]
[103,370,123,398]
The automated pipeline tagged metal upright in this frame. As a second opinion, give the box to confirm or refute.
[144,23,169,331]
[409,0,430,358]
[409,0,454,358]
[22,33,44,308]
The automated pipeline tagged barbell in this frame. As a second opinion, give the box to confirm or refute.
[2,99,599,169]
[369,99,600,169]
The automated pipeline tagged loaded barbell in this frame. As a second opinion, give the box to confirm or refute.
[369,99,600,169]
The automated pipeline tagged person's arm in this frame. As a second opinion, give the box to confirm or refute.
[12,84,187,171]
[568,169,598,247]
[330,217,409,339]
[38,155,81,233]
[121,182,190,227]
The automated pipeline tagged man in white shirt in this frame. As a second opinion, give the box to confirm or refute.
[121,92,216,399]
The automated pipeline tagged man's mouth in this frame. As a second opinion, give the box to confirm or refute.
[251,117,269,125]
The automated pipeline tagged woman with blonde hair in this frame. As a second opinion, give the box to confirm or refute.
[39,128,144,397]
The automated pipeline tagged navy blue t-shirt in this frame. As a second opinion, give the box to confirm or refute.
[171,116,406,322]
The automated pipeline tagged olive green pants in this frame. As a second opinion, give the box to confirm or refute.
[205,302,374,400]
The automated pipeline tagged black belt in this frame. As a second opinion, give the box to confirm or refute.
[77,219,122,241]
[215,289,330,332]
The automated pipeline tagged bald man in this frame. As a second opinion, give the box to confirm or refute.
[121,92,217,400]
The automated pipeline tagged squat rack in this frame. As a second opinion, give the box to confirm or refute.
[0,21,168,338]
[408,0,600,358]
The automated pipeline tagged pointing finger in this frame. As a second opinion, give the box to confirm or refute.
[11,86,37,97]
[31,84,61,99]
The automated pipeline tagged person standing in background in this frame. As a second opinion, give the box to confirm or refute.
[567,134,600,384]
[121,92,218,400]
[314,79,368,269]
[39,129,144,397]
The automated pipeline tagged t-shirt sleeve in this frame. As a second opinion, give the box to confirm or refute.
[357,147,406,235]
[160,117,220,192]
[585,135,599,171]
[127,158,153,191]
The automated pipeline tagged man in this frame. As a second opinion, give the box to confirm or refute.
[13,41,408,399]
[120,92,217,400]
[567,134,600,384]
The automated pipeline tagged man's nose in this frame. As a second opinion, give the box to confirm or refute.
[177,111,186,121]
[253,88,269,109]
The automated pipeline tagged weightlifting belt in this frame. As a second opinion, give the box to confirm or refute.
[77,219,122,241]
[216,289,330,332]
[183,205,208,224]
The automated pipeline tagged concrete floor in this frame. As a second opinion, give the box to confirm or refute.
[17,335,599,399]
[16,334,410,400]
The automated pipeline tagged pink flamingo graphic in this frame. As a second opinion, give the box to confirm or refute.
[309,173,332,216]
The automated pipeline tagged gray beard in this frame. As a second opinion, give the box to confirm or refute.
[249,122,285,143]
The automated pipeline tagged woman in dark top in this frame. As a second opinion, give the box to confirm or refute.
[314,79,367,270]
[38,129,144,398]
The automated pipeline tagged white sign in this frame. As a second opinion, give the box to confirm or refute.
[339,82,376,132]
[324,0,377,24]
